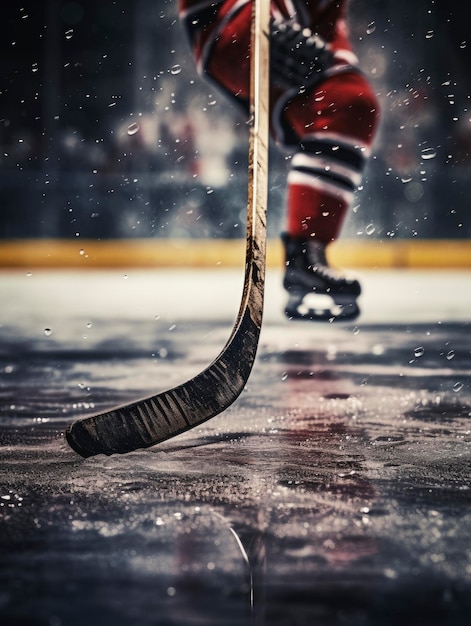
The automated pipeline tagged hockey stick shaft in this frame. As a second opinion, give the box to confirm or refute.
[65,0,271,457]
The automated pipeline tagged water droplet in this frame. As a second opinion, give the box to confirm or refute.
[65,29,74,40]
[446,350,455,360]
[281,372,288,381]
[414,346,424,358]
[44,328,52,337]
[366,22,376,35]
[127,122,139,136]
[425,30,434,39]
[421,147,437,160]
[170,64,181,75]
[453,382,463,393]
[365,223,376,236]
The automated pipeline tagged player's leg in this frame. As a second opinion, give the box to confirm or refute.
[179,1,379,322]
[279,70,380,321]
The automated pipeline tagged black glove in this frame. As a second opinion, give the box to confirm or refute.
[271,19,335,90]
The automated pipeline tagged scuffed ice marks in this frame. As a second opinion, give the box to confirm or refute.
[0,462,251,624]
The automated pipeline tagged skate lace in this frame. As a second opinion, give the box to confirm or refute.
[309,261,346,283]
[306,246,350,284]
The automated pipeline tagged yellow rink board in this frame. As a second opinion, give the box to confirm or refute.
[0,239,470,269]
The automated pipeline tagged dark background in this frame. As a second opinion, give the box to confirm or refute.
[1,0,470,240]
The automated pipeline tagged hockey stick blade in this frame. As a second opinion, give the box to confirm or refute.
[65,0,271,457]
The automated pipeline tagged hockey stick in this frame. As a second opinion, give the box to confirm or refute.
[65,0,271,457]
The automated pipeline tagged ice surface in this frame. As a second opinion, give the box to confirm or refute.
[0,268,470,625]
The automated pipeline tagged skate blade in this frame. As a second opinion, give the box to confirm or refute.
[285,292,360,322]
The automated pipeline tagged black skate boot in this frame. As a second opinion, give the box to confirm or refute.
[281,233,361,322]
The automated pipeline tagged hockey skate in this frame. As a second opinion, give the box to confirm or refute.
[281,233,361,322]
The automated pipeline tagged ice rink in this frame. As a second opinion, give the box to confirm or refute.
[1,267,471,625]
